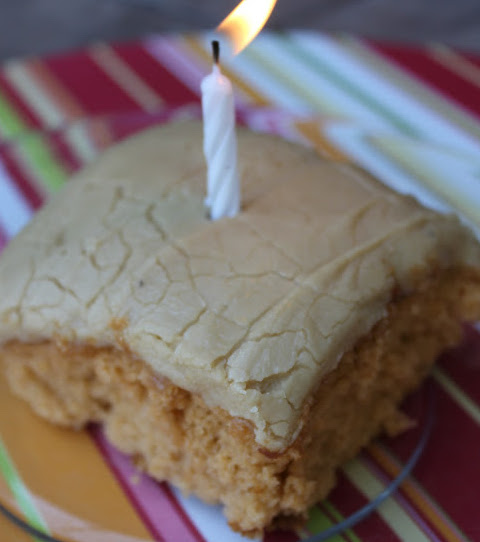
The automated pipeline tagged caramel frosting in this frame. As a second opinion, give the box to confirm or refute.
[1,122,479,451]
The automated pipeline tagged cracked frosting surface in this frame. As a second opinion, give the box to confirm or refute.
[1,121,480,451]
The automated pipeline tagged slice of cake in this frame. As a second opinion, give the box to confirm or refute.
[1,121,480,536]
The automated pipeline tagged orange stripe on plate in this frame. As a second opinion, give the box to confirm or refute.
[84,117,115,154]
[0,371,152,541]
[26,59,85,120]
[295,121,350,162]
[368,443,468,542]
[182,36,270,106]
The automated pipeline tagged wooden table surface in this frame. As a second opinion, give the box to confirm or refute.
[1,0,480,61]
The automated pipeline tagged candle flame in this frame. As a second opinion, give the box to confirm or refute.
[217,0,277,55]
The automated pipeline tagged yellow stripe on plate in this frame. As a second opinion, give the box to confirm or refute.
[0,370,152,541]
[343,458,431,542]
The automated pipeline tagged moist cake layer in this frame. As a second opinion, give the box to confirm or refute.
[3,267,480,536]
[0,122,480,451]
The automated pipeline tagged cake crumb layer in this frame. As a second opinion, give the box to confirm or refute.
[2,267,479,536]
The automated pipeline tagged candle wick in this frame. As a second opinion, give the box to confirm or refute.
[212,40,220,65]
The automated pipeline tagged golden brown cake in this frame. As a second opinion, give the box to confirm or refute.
[1,121,480,536]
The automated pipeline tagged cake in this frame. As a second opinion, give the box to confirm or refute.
[1,121,480,536]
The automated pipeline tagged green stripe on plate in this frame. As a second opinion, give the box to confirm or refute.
[0,91,27,139]
[17,133,68,194]
[0,88,67,194]
[322,500,362,542]
[0,435,50,538]
[307,504,350,541]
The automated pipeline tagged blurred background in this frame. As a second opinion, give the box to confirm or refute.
[1,0,480,61]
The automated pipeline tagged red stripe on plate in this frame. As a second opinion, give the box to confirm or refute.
[264,530,300,541]
[438,325,480,406]
[0,148,44,209]
[160,485,209,542]
[49,131,83,174]
[105,105,200,141]
[0,72,42,132]
[44,50,142,116]
[386,380,480,541]
[0,225,8,251]
[368,43,480,119]
[112,43,198,106]
[461,52,480,70]
[90,426,207,542]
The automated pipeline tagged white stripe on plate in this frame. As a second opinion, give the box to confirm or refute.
[64,122,100,164]
[90,43,163,111]
[3,61,65,128]
[171,488,258,542]
[0,160,32,237]
[144,36,206,98]
[433,368,480,426]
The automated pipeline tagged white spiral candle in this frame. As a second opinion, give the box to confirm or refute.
[201,42,240,220]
